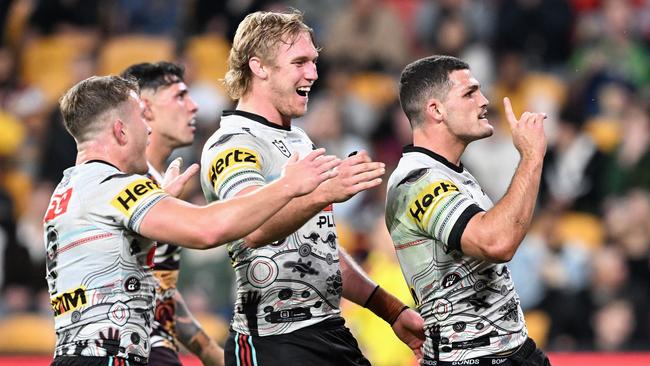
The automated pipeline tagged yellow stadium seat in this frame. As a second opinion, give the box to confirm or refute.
[98,35,174,76]
[0,313,55,354]
[524,310,550,349]
[20,33,96,105]
[584,117,621,153]
[554,211,605,250]
[184,34,230,90]
[349,72,398,108]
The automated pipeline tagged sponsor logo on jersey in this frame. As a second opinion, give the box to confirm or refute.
[111,178,162,217]
[51,286,87,316]
[408,180,459,225]
[208,147,261,188]
[44,188,73,222]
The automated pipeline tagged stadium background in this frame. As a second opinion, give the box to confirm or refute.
[2,0,650,365]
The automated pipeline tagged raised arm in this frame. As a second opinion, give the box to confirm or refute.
[239,151,385,248]
[461,97,547,262]
[139,149,339,249]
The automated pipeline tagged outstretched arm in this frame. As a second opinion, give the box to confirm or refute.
[174,292,224,366]
[339,248,425,360]
[240,151,385,248]
[140,149,339,249]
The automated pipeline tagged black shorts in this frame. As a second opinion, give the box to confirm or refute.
[225,317,371,366]
[51,355,147,366]
[422,337,551,366]
[149,346,183,366]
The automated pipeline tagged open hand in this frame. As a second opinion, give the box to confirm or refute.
[281,148,341,197]
[162,157,199,198]
[317,150,385,203]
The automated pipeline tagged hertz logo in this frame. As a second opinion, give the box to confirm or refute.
[51,286,87,316]
[111,178,162,217]
[208,147,261,188]
[408,180,459,225]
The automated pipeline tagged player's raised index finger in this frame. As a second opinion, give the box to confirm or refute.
[503,97,517,125]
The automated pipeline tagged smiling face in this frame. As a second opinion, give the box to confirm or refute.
[441,69,492,143]
[265,31,319,123]
[143,81,198,149]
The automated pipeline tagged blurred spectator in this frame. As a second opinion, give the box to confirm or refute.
[495,0,574,68]
[108,0,182,36]
[27,0,103,37]
[539,104,607,214]
[324,0,409,72]
[602,102,650,195]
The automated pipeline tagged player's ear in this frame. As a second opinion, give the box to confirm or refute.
[425,98,444,122]
[249,57,268,80]
[113,120,127,145]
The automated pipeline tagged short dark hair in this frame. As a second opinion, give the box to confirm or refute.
[399,55,469,128]
[121,61,185,92]
[59,75,138,141]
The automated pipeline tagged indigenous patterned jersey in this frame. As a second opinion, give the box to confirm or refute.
[146,164,183,351]
[43,160,167,363]
[385,145,527,361]
[200,111,341,336]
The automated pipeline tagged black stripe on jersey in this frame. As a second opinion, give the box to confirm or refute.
[447,203,484,253]
[403,145,464,173]
[223,110,291,131]
[397,168,429,186]
[100,173,134,184]
[208,133,245,150]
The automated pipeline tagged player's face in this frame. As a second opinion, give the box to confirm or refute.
[442,69,492,143]
[266,31,318,122]
[146,81,198,149]
[125,92,152,174]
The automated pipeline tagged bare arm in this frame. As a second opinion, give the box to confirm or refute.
[339,248,425,360]
[461,97,547,262]
[173,292,224,366]
[140,149,339,249]
[241,151,385,248]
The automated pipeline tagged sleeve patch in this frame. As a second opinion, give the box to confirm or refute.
[408,180,459,226]
[208,147,262,189]
[111,178,163,218]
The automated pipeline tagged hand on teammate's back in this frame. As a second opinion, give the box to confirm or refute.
[162,157,200,197]
[317,150,386,203]
[503,97,547,161]
[281,148,341,197]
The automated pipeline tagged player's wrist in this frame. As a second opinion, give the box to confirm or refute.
[364,285,409,325]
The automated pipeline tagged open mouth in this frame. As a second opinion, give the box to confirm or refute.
[296,86,310,97]
[478,110,488,119]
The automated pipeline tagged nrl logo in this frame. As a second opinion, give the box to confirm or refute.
[272,139,291,157]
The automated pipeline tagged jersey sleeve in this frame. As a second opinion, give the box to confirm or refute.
[403,177,483,253]
[203,134,266,200]
[104,174,168,233]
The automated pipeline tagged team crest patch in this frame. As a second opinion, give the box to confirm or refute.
[272,139,292,157]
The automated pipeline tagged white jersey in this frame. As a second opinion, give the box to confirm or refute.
[385,145,527,361]
[200,111,341,336]
[43,160,167,363]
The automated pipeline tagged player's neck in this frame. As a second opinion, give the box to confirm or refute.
[146,138,172,174]
[76,143,126,172]
[237,94,292,128]
[413,128,466,166]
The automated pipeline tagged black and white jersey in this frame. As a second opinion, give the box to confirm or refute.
[385,145,527,361]
[43,160,167,363]
[200,111,341,336]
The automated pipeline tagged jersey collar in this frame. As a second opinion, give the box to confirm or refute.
[403,144,464,173]
[222,110,291,131]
